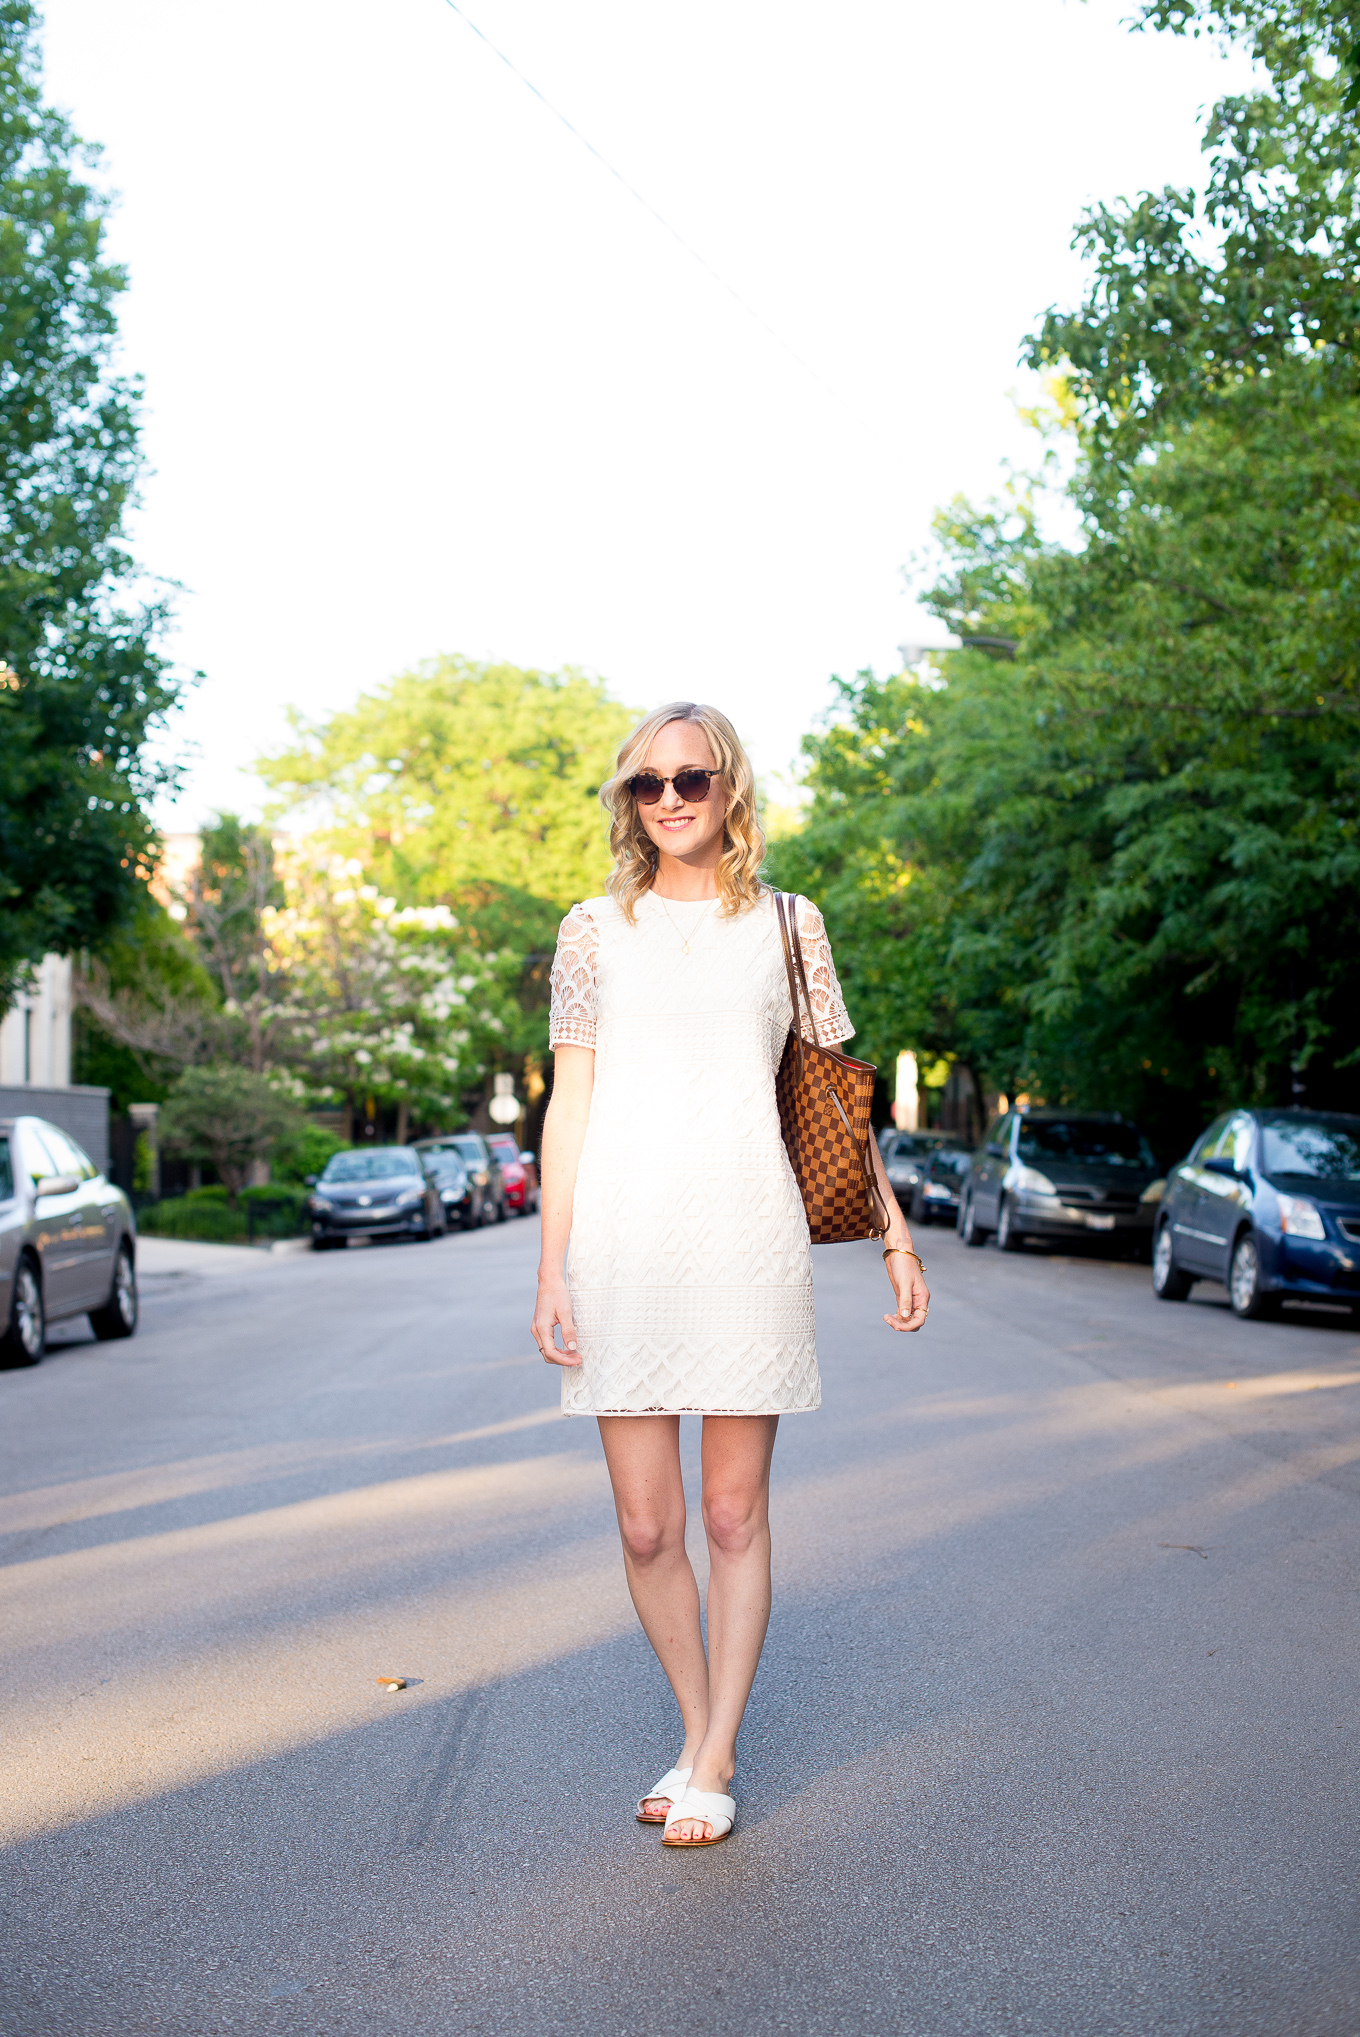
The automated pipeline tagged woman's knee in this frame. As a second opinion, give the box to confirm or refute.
[617,1507,683,1566]
[702,1489,767,1558]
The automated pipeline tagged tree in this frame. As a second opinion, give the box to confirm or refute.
[257,658,635,954]
[772,0,1360,1153]
[159,1066,301,1201]
[259,858,520,1137]
[0,2,181,1008]
[72,892,222,1111]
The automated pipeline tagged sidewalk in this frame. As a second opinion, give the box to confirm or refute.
[134,1234,311,1277]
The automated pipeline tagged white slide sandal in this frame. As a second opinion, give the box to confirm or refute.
[662,1786,736,1846]
[636,1765,693,1824]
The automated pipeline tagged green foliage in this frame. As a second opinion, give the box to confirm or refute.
[257,658,635,955]
[775,372,1360,1149]
[777,0,1360,1155]
[1030,0,1360,470]
[261,868,519,1127]
[136,1182,307,1245]
[271,1119,346,1185]
[158,1064,302,1200]
[0,2,181,1006]
[177,813,283,1069]
[72,890,220,1109]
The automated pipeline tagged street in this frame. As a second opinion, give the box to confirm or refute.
[2,1219,1358,2037]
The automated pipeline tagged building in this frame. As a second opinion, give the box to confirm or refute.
[0,954,72,1087]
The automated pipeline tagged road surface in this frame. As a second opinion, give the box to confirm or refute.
[2,1217,1358,2035]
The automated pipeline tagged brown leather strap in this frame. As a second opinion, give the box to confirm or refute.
[774,890,821,1051]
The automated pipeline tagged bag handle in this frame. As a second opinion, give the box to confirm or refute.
[774,890,822,1059]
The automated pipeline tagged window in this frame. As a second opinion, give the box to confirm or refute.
[320,1149,421,1183]
[24,1124,60,1181]
[445,1136,488,1167]
[38,1123,95,1180]
[1260,1117,1360,1182]
[0,1137,12,1202]
[1016,1119,1155,1168]
[983,1115,1010,1152]
[931,1150,972,1181]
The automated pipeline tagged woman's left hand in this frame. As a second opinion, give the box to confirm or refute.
[883,1248,929,1332]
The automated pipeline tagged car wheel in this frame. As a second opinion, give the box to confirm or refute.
[1229,1231,1278,1319]
[310,1236,338,1252]
[89,1242,138,1341]
[960,1193,989,1248]
[1,1256,45,1367]
[1152,1222,1193,1300]
[995,1196,1024,1253]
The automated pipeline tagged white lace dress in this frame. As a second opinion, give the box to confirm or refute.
[548,889,854,1416]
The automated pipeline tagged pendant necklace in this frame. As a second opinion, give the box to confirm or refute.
[655,894,717,956]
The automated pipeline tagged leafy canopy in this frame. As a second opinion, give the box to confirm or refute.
[773,0,1360,1150]
[0,1,181,1005]
[257,658,635,955]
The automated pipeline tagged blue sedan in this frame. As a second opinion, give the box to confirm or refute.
[1152,1109,1360,1319]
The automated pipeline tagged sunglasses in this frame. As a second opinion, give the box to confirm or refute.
[626,768,721,805]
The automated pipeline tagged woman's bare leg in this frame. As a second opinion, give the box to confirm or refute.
[670,1413,779,1841]
[597,1415,709,1807]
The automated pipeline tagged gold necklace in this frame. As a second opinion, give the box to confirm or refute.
[654,893,717,955]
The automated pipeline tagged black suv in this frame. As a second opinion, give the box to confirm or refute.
[1153,1108,1360,1319]
[960,1108,1162,1254]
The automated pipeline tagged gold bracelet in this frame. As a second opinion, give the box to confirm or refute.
[883,1246,926,1273]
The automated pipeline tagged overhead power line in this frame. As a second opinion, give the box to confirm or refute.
[440,0,873,433]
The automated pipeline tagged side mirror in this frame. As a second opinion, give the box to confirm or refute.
[985,1143,1004,1159]
[34,1172,80,1198]
[1203,1157,1245,1180]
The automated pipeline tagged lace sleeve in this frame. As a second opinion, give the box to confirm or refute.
[795,898,854,1045]
[549,905,598,1050]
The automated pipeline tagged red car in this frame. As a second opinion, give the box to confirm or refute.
[486,1134,540,1216]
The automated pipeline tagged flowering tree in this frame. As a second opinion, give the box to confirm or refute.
[262,859,518,1134]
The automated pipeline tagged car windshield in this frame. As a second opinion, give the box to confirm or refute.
[431,1155,466,1182]
[320,1149,421,1183]
[1016,1119,1155,1167]
[488,1140,519,1163]
[931,1150,971,1179]
[443,1137,486,1165]
[1261,1118,1360,1182]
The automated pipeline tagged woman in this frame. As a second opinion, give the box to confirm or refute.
[531,702,929,1847]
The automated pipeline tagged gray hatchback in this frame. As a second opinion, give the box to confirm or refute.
[0,1116,138,1365]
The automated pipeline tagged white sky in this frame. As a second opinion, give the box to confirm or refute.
[42,0,1247,826]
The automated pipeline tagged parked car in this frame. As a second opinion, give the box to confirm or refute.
[305,1146,446,1249]
[908,1146,972,1226]
[486,1134,540,1216]
[0,1115,138,1365]
[880,1130,955,1203]
[426,1150,475,1230]
[959,1108,1162,1253]
[416,1133,506,1223]
[1152,1108,1360,1319]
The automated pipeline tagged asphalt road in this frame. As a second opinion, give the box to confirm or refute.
[2,1214,1358,2037]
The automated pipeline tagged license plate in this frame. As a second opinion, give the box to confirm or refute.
[1087,1213,1115,1231]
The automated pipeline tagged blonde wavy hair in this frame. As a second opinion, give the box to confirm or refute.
[600,701,767,922]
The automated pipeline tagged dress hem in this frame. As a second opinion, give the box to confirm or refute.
[561,1403,819,1417]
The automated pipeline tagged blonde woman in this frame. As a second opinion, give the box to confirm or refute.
[531,702,929,1846]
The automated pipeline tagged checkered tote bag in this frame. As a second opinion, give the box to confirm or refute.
[773,891,888,1245]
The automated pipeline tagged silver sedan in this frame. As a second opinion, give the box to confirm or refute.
[0,1115,138,1365]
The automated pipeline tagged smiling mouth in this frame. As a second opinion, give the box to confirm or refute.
[659,814,694,829]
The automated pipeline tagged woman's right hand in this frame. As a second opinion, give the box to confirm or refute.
[532,1276,581,1367]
